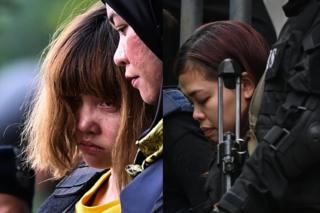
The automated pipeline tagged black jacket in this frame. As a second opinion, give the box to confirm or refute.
[164,88,215,213]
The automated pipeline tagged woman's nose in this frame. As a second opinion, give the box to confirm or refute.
[192,107,206,122]
[113,40,128,67]
[76,105,99,134]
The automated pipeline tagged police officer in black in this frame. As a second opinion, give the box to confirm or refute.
[210,0,320,212]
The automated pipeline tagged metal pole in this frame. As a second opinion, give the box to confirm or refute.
[235,76,241,143]
[218,77,224,146]
[180,0,203,46]
[218,59,242,193]
[229,0,252,24]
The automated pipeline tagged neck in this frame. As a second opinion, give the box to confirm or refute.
[105,169,119,199]
[92,168,119,205]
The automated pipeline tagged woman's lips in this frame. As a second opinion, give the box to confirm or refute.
[126,76,139,88]
[200,127,216,139]
[78,141,103,154]
[131,77,139,88]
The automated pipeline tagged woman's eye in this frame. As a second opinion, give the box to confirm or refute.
[98,101,116,111]
[117,25,127,34]
[99,101,112,107]
[198,97,209,105]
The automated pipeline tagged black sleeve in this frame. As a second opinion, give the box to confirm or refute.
[218,107,320,213]
[217,141,286,213]
[164,111,215,212]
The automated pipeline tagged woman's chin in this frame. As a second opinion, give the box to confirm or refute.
[83,157,110,169]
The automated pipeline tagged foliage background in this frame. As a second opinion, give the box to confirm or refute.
[0,0,97,69]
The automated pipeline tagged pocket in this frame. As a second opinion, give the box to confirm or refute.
[265,41,287,80]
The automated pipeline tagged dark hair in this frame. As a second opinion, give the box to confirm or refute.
[175,20,269,83]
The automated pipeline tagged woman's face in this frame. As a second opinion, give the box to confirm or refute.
[179,67,254,143]
[106,5,162,105]
[75,95,120,168]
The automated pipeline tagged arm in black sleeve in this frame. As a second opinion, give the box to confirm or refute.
[164,111,215,212]
[217,103,320,213]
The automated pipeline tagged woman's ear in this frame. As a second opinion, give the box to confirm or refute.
[241,71,256,99]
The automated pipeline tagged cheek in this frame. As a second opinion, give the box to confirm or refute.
[126,34,146,68]
[128,37,162,90]
[145,57,162,84]
[101,114,120,140]
[206,97,218,124]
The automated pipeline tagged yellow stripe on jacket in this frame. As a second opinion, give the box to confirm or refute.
[75,170,121,213]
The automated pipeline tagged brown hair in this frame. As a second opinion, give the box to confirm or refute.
[23,2,151,190]
[175,20,269,83]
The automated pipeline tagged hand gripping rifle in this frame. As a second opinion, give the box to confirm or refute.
[216,58,247,194]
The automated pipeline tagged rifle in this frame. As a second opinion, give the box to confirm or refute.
[216,58,247,194]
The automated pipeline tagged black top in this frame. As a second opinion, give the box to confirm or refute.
[164,110,215,212]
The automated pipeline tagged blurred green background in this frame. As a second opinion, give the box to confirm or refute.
[0,0,97,69]
[0,0,98,212]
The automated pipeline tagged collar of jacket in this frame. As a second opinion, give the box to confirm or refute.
[137,119,163,158]
[125,119,163,177]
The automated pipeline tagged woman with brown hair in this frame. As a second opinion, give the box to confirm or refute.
[177,20,268,145]
[175,20,269,211]
[23,2,151,212]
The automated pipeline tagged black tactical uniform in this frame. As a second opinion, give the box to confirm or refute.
[210,0,320,212]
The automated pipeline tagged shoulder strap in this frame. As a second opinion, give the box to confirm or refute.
[247,69,267,155]
[38,164,105,213]
[54,164,104,194]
